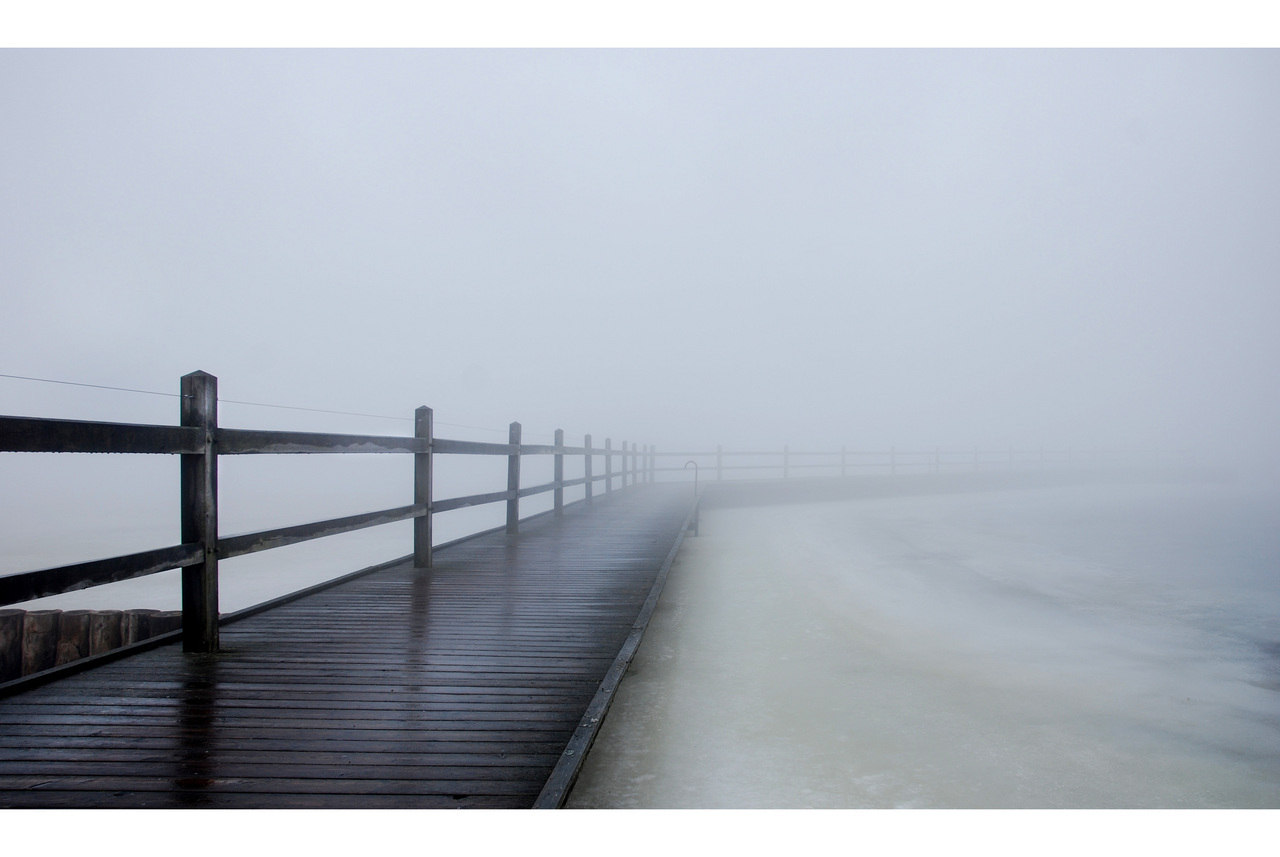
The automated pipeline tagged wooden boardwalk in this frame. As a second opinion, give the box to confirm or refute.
[0,484,694,808]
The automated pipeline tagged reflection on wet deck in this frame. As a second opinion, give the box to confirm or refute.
[0,485,693,808]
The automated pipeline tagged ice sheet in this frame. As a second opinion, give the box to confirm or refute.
[568,482,1280,808]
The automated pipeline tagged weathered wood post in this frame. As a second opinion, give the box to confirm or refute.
[584,435,593,507]
[0,609,23,683]
[506,422,521,535]
[554,429,565,516]
[122,609,159,646]
[22,610,60,675]
[622,441,629,487]
[414,406,433,569]
[180,370,219,654]
[89,610,123,656]
[605,438,613,494]
[55,609,93,666]
[648,445,654,483]
[716,444,723,482]
[152,611,182,635]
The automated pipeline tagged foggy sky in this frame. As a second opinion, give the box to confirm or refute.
[2,50,1278,467]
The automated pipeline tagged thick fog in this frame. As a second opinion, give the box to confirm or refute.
[3,44,1280,824]
[3,50,1279,456]
[2,52,1279,613]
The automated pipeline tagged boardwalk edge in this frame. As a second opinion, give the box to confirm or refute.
[532,491,702,809]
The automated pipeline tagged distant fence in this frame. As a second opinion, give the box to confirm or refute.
[649,445,1188,482]
[0,371,657,655]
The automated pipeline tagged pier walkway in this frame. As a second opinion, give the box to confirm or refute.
[0,370,1198,809]
[0,484,695,808]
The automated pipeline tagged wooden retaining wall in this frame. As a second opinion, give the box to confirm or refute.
[0,609,182,683]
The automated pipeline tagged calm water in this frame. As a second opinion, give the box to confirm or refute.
[568,480,1280,808]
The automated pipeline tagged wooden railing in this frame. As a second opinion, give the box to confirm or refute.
[0,371,656,653]
[0,369,1188,657]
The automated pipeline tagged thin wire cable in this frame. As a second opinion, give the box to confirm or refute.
[2,370,514,435]
[0,372,181,398]
[437,422,512,435]
[217,399,509,433]
[216,398,410,422]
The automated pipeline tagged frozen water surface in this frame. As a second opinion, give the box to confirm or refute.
[567,481,1280,808]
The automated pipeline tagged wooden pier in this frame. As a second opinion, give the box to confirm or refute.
[0,370,1196,809]
[0,484,694,808]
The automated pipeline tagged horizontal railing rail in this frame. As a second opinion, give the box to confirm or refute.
[0,544,206,606]
[216,504,429,560]
[0,415,204,454]
[0,371,659,654]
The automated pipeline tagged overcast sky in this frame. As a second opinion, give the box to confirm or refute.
[2,49,1278,467]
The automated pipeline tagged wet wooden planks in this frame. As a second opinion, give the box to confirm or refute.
[0,484,693,808]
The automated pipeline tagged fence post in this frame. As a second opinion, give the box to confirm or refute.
[584,434,593,507]
[180,370,219,654]
[554,429,564,516]
[623,441,630,487]
[414,406,432,569]
[647,445,654,483]
[605,438,613,494]
[716,444,723,482]
[506,422,521,535]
